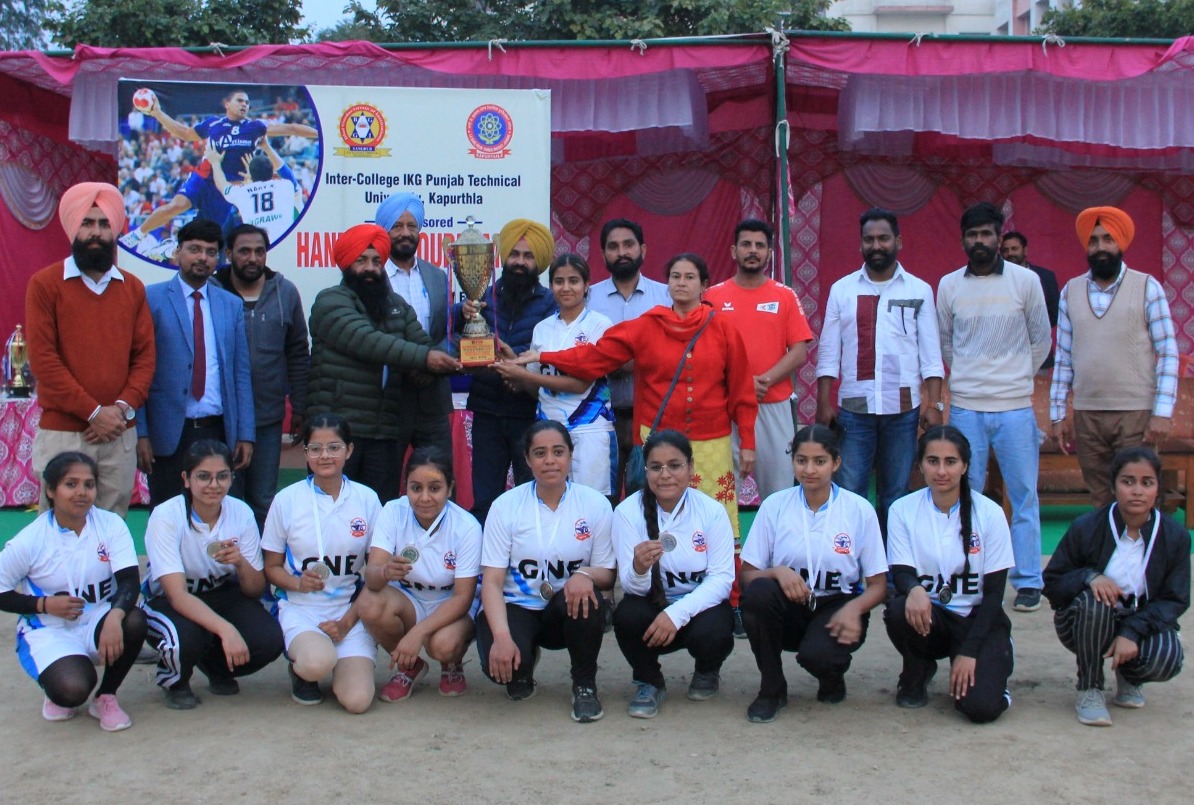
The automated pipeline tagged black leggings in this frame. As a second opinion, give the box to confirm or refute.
[40,607,148,708]
[613,595,734,688]
[476,591,607,688]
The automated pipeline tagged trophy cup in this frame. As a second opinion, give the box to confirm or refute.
[447,217,498,366]
[4,324,32,398]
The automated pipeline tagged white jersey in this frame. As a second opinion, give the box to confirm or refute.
[373,498,482,609]
[0,509,138,628]
[613,489,734,629]
[261,477,380,609]
[145,495,263,597]
[223,178,297,242]
[741,485,887,597]
[482,481,615,611]
[887,488,1014,617]
[530,308,615,433]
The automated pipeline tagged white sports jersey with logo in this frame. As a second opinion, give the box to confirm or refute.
[482,482,614,611]
[741,485,887,597]
[530,309,614,433]
[887,488,1014,617]
[223,178,297,242]
[145,495,263,597]
[261,478,379,608]
[373,498,482,610]
[613,488,734,629]
[0,509,138,627]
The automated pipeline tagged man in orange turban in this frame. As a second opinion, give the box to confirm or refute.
[24,182,155,515]
[1051,205,1177,512]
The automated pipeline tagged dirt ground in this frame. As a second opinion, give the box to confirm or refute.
[0,576,1189,804]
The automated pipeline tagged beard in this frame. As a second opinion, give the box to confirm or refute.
[864,249,897,273]
[71,237,115,275]
[501,265,536,297]
[390,237,417,263]
[966,243,996,265]
[344,271,391,322]
[606,254,643,281]
[231,260,264,284]
[1088,251,1122,281]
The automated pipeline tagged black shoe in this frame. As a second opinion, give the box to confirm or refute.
[603,599,614,633]
[164,682,200,710]
[816,675,847,704]
[571,684,604,723]
[896,659,938,709]
[687,670,720,701]
[1013,588,1042,612]
[746,693,788,723]
[506,677,537,701]
[732,607,747,639]
[207,676,240,696]
[288,664,323,706]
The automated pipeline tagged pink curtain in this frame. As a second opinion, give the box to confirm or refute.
[842,164,937,216]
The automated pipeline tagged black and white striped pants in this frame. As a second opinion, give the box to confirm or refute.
[1054,589,1184,691]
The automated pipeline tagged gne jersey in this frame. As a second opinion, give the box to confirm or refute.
[144,495,263,597]
[373,498,482,609]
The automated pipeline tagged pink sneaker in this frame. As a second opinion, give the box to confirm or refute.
[439,662,467,697]
[88,694,133,732]
[42,697,77,722]
[378,657,428,702]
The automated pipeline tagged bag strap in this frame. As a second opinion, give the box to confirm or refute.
[648,310,715,434]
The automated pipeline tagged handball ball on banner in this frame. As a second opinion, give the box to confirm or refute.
[132,88,157,112]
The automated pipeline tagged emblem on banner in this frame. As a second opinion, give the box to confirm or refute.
[466,104,514,159]
[335,103,391,157]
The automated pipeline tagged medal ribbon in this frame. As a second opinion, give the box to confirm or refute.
[1108,503,1161,600]
[655,488,689,544]
[928,489,967,603]
[532,481,569,596]
[308,476,343,573]
[796,486,834,596]
[408,503,449,563]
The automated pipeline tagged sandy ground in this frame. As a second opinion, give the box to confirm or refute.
[0,575,1190,804]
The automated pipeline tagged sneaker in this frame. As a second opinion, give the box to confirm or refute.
[896,659,938,708]
[143,236,178,263]
[289,664,323,706]
[506,677,537,701]
[439,662,467,697]
[732,607,747,639]
[627,682,667,719]
[746,694,788,723]
[687,670,720,701]
[603,600,614,633]
[816,675,847,704]
[1013,588,1042,612]
[571,684,604,723]
[1076,687,1113,726]
[1112,671,1145,709]
[88,694,133,732]
[42,697,77,722]
[378,657,428,702]
[206,676,240,696]
[164,682,200,710]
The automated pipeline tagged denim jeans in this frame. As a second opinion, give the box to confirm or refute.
[949,405,1043,590]
[835,407,920,537]
[470,412,534,526]
[242,421,283,532]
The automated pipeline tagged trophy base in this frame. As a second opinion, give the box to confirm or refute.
[6,386,31,398]
[459,337,497,367]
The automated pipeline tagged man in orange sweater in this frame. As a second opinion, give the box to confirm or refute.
[25,182,156,515]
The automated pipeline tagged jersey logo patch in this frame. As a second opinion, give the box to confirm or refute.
[349,517,367,538]
[756,302,779,313]
[720,302,734,311]
[833,533,851,555]
[443,550,457,571]
[96,542,110,562]
[968,533,981,555]
[692,532,707,552]
[574,333,590,345]
[574,519,592,541]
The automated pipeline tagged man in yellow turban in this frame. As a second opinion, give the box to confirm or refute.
[453,218,558,524]
[1050,206,1178,509]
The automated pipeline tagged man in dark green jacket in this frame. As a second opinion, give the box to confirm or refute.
[308,223,461,501]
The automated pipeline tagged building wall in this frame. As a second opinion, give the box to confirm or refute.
[828,0,1071,34]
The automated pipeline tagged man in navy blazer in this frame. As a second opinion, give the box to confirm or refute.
[136,219,255,507]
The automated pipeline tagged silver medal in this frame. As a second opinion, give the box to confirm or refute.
[539,580,554,601]
[937,585,953,605]
[806,591,818,612]
[659,532,678,552]
[205,540,224,559]
[309,561,332,580]
[399,544,420,563]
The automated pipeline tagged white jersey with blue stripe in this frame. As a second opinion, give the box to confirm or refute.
[372,498,482,609]
[530,308,615,433]
[144,495,262,597]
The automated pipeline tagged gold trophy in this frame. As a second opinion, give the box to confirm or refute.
[5,324,31,398]
[447,217,498,367]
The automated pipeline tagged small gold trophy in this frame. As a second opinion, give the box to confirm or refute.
[448,217,498,367]
[5,324,31,398]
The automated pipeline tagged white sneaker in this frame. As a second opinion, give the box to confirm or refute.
[1112,670,1145,709]
[1076,688,1112,726]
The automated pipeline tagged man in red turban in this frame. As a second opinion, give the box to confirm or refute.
[24,182,156,515]
[306,224,460,502]
[1050,205,1178,508]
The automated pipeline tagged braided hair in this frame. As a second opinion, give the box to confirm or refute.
[640,430,693,608]
[916,425,973,574]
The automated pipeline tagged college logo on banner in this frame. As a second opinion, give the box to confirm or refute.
[336,103,390,157]
[466,104,514,159]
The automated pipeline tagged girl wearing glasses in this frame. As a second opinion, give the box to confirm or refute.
[357,448,482,701]
[738,425,887,723]
[261,414,381,712]
[610,430,734,719]
[143,439,283,710]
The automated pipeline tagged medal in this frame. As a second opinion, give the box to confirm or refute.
[539,580,554,601]
[399,544,420,563]
[308,561,331,580]
[937,585,953,605]
[806,591,818,612]
[659,532,677,552]
[205,540,224,559]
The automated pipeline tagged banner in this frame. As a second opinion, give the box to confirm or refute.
[114,80,552,313]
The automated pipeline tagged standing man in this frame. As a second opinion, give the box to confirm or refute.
[213,223,309,530]
[705,219,813,501]
[25,182,156,515]
[1050,207,1178,507]
[456,218,557,524]
[815,208,945,535]
[587,218,670,499]
[375,191,453,474]
[1001,231,1061,370]
[307,224,461,502]
[137,219,255,507]
[938,202,1052,612]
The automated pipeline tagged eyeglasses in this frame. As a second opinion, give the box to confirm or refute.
[305,443,347,458]
[646,461,688,476]
[193,470,233,485]
[181,243,220,259]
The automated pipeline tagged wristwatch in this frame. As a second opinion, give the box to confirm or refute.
[115,401,135,421]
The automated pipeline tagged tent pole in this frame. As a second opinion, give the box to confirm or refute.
[774,34,792,288]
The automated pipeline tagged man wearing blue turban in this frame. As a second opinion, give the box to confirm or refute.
[375,190,454,476]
